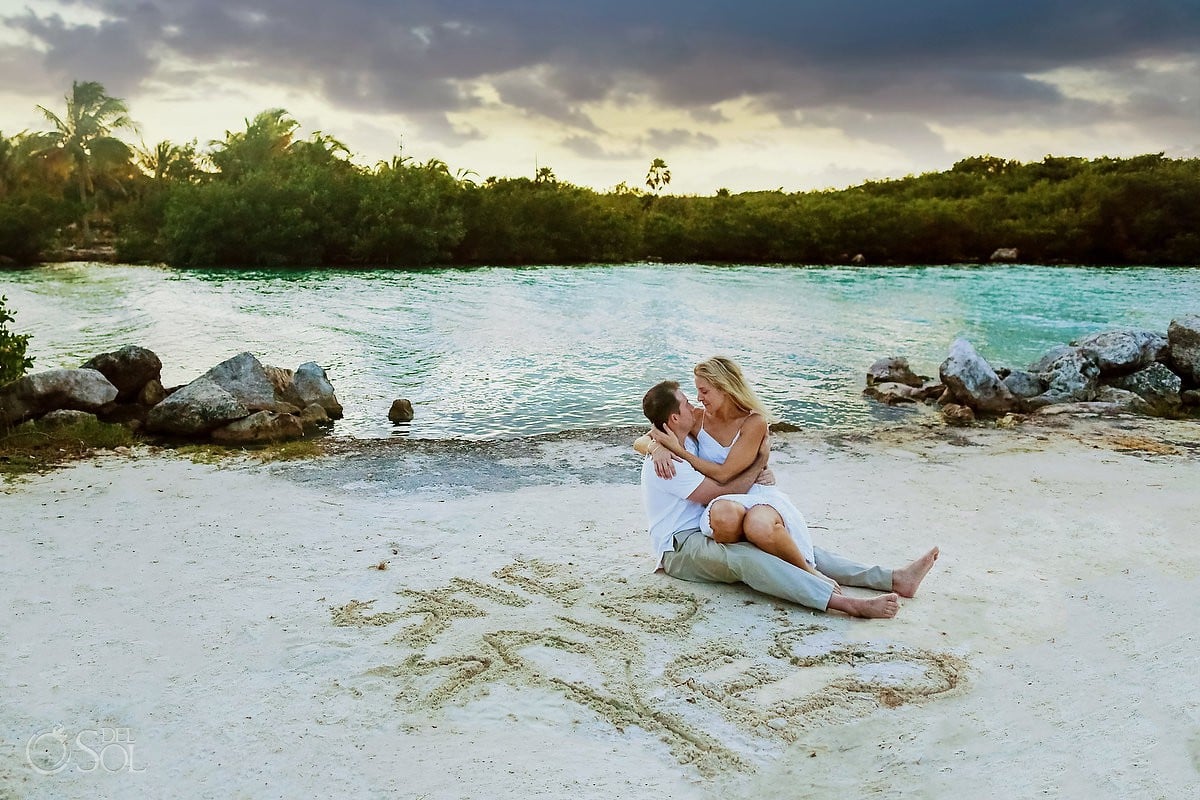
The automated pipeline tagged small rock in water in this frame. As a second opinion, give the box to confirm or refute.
[388,398,414,423]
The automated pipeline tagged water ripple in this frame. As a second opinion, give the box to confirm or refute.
[5,263,1199,439]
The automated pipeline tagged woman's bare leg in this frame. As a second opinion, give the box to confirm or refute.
[708,500,747,544]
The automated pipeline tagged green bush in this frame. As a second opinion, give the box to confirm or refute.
[0,294,33,385]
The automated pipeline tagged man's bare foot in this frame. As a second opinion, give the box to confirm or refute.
[892,547,940,598]
[827,592,900,619]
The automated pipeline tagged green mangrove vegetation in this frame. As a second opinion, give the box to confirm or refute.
[2,81,1199,268]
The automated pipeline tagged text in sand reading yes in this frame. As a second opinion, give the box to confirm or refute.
[333,558,965,777]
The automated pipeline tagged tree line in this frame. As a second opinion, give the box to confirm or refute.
[2,81,1199,268]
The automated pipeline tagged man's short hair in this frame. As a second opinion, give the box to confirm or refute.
[642,380,681,428]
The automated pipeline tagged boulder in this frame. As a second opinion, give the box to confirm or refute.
[388,398,415,422]
[939,338,1015,413]
[990,248,1019,262]
[299,403,330,427]
[263,365,306,409]
[138,379,166,407]
[0,368,118,427]
[1027,349,1100,408]
[39,409,99,428]
[1167,315,1200,386]
[80,345,162,403]
[866,357,926,388]
[1094,387,1153,414]
[868,383,921,402]
[1002,369,1045,399]
[145,377,249,436]
[1107,362,1182,413]
[202,352,280,411]
[1028,344,1078,373]
[210,410,304,443]
[1072,329,1168,376]
[294,362,343,419]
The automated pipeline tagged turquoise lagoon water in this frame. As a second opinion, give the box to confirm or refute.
[4,262,1198,439]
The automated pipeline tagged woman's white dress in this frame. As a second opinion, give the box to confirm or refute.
[695,426,815,565]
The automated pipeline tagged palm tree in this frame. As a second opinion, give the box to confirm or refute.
[136,139,201,184]
[208,109,299,178]
[645,158,671,195]
[36,80,135,242]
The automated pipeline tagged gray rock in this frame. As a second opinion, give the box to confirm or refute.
[1071,329,1168,376]
[1094,386,1153,414]
[939,338,1015,413]
[263,365,305,409]
[299,403,330,427]
[210,410,304,443]
[80,345,162,403]
[388,398,415,422]
[39,409,99,428]
[863,382,923,405]
[1002,369,1045,399]
[138,378,166,407]
[145,377,249,436]
[990,248,1019,262]
[0,368,118,426]
[1034,402,1138,417]
[866,357,926,388]
[1107,362,1182,413]
[294,362,343,419]
[1027,349,1100,408]
[1027,345,1078,373]
[1167,315,1200,386]
[202,352,279,411]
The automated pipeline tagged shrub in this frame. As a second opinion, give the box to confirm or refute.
[0,294,33,385]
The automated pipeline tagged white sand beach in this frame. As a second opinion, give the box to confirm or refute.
[2,416,1198,799]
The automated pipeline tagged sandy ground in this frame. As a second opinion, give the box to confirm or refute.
[1,415,1198,799]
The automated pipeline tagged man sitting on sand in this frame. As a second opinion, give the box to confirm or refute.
[639,379,938,618]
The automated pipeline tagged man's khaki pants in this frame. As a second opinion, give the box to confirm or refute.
[661,528,892,611]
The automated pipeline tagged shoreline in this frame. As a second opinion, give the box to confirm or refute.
[2,415,1199,798]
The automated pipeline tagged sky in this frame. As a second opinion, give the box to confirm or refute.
[1,0,1198,194]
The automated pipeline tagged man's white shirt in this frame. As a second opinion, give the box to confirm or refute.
[640,437,705,564]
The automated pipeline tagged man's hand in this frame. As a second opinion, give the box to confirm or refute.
[755,467,776,486]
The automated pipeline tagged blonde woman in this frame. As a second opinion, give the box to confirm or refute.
[636,356,772,472]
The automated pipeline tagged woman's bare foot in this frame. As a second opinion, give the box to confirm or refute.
[827,592,901,619]
[892,547,940,598]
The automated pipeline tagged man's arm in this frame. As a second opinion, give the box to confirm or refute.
[685,435,770,506]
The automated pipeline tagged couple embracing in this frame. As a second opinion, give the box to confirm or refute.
[638,356,938,619]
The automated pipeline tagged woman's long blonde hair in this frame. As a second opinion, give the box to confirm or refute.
[693,356,778,423]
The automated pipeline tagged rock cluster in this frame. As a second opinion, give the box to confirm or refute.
[865,316,1200,424]
[1,346,341,443]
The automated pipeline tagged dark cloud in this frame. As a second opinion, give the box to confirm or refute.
[4,0,1200,157]
[643,128,718,152]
